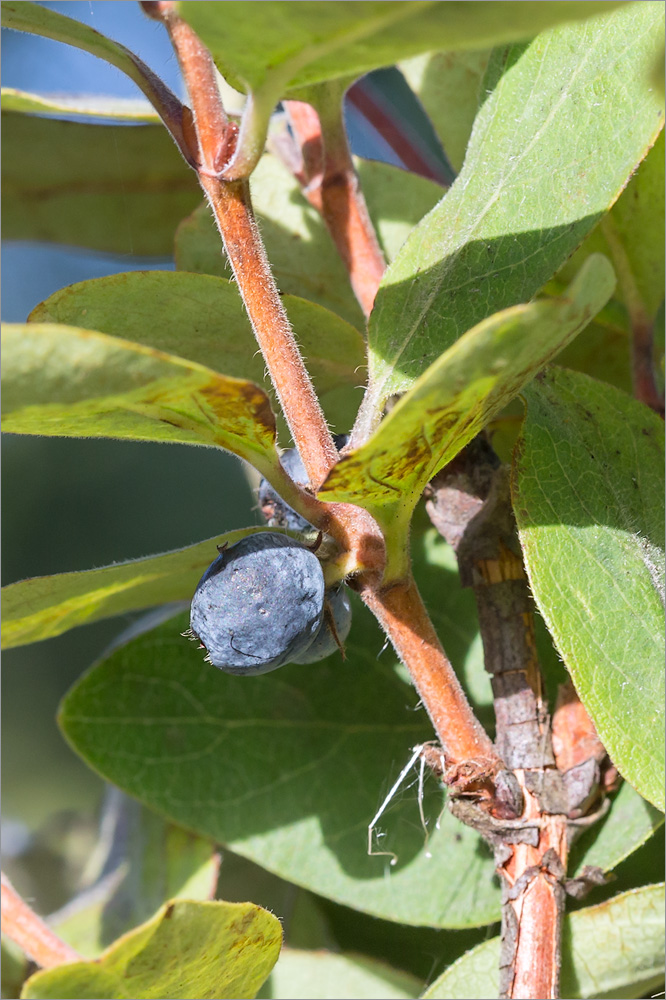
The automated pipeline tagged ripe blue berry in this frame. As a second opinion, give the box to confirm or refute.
[258,435,349,531]
[189,532,325,674]
[292,584,353,663]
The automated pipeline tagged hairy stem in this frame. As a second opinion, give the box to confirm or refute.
[156,0,495,805]
[1,872,82,969]
[361,576,500,778]
[285,89,387,319]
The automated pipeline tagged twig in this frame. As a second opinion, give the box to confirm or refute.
[283,90,387,318]
[153,0,500,812]
[425,437,572,999]
[360,575,501,783]
[1,872,82,969]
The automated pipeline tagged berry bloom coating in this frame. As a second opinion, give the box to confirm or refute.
[190,532,325,674]
[292,584,353,663]
[258,435,349,531]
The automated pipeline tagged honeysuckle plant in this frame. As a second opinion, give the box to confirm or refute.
[1,2,665,999]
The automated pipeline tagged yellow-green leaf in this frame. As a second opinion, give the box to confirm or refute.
[1,528,268,650]
[319,255,615,579]
[1,86,160,121]
[29,271,366,435]
[21,899,282,1000]
[1,323,280,478]
[513,367,665,810]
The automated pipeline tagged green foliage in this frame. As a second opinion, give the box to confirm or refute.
[513,368,665,809]
[359,2,664,431]
[2,2,664,998]
[21,900,282,999]
[423,884,666,999]
[321,255,615,576]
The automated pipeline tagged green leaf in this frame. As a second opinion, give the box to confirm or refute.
[2,529,265,650]
[357,160,444,263]
[21,899,282,1000]
[1,86,160,121]
[399,49,491,174]
[59,569,502,930]
[1,323,281,479]
[422,883,666,1000]
[360,3,665,429]
[319,255,615,578]
[174,156,441,328]
[2,113,199,255]
[259,947,421,999]
[178,2,623,95]
[28,270,365,435]
[555,129,665,326]
[512,367,665,810]
[51,798,219,958]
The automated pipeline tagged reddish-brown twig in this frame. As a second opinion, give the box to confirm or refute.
[150,1,496,786]
[1,872,82,969]
[284,94,387,318]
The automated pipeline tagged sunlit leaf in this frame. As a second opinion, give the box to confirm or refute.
[29,271,365,435]
[320,256,615,578]
[360,3,664,430]
[513,367,665,810]
[1,528,267,650]
[178,1,622,95]
[1,86,160,121]
[422,884,666,999]
[21,899,282,1000]
[1,323,280,479]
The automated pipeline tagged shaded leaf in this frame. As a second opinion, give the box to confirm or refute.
[29,270,365,435]
[422,884,665,999]
[512,367,665,810]
[1,86,160,121]
[178,1,623,95]
[400,49,491,174]
[21,899,282,1000]
[2,529,265,650]
[59,551,503,929]
[1,323,281,480]
[174,155,441,327]
[320,255,615,578]
[555,129,665,326]
[51,793,219,958]
[258,947,421,999]
[360,3,665,430]
[2,113,199,255]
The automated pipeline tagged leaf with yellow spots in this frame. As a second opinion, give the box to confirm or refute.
[1,323,282,481]
[21,899,282,999]
[319,255,615,579]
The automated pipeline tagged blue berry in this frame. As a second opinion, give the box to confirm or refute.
[189,532,325,674]
[258,435,349,532]
[292,584,353,663]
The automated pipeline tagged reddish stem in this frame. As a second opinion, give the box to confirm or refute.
[155,2,493,786]
[361,576,500,776]
[1,872,82,969]
[285,97,387,318]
